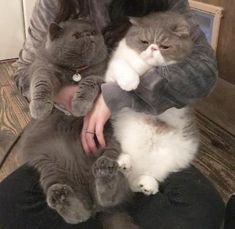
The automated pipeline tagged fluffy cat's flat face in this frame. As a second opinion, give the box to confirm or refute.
[46,19,107,68]
[125,12,193,66]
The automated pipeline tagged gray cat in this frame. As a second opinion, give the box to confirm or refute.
[21,18,138,228]
[20,111,137,228]
[28,19,107,119]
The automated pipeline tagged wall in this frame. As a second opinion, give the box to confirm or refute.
[194,0,235,135]
[0,0,37,60]
[0,0,25,60]
[196,0,235,84]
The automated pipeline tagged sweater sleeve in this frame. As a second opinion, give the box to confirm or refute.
[14,0,59,99]
[102,16,217,115]
[168,0,189,11]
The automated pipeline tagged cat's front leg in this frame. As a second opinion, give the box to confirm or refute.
[132,175,159,195]
[30,71,60,119]
[109,60,140,91]
[72,76,103,117]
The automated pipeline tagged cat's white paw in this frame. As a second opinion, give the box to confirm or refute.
[117,154,132,173]
[117,74,140,91]
[135,175,159,195]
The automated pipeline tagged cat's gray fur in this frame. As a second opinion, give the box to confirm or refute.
[20,111,137,228]
[28,19,107,119]
[22,18,138,228]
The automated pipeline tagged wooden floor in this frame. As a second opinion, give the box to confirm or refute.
[0,61,234,202]
[0,61,30,177]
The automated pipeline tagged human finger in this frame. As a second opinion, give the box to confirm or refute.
[95,122,106,148]
[85,118,98,154]
[81,115,91,154]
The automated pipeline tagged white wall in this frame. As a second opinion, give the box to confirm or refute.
[0,0,25,60]
[0,0,37,60]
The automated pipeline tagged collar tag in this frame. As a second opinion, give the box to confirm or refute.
[72,73,82,82]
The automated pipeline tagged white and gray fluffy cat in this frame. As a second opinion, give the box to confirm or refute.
[105,11,199,195]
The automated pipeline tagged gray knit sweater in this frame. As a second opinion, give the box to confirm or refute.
[15,0,217,115]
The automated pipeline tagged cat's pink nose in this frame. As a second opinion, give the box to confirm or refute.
[151,46,158,51]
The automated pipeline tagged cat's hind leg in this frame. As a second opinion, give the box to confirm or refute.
[47,183,91,224]
[117,153,132,173]
[29,156,92,224]
[131,175,159,195]
[92,155,131,208]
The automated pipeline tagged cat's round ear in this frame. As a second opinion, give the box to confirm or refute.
[172,22,190,38]
[49,23,63,41]
[129,17,142,26]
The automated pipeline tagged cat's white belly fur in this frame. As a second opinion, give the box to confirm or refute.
[112,108,198,194]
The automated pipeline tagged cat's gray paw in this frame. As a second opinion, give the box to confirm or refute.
[92,156,118,179]
[30,99,53,119]
[47,184,76,212]
[47,184,91,224]
[71,98,93,117]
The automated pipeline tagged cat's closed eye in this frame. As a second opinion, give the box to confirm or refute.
[140,39,149,45]
[159,45,170,50]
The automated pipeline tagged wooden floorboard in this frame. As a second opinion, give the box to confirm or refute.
[0,138,22,181]
[193,112,235,202]
[0,61,30,168]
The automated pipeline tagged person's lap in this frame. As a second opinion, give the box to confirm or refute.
[0,165,224,229]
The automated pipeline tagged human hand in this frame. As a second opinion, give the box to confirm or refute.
[53,85,79,112]
[81,94,111,155]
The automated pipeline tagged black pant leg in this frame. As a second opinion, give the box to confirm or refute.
[0,165,101,229]
[0,165,225,229]
[128,166,225,229]
[224,194,235,229]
